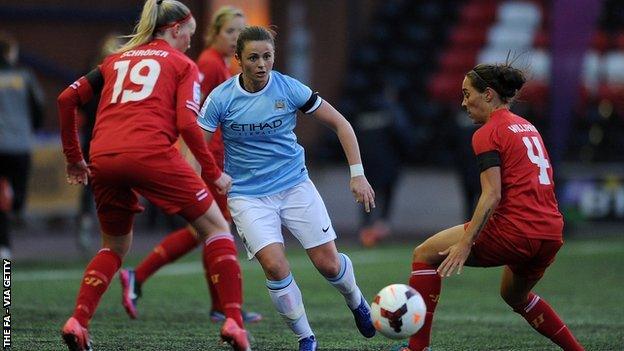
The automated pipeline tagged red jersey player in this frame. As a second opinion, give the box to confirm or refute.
[393,63,584,351]
[118,6,261,324]
[57,1,250,350]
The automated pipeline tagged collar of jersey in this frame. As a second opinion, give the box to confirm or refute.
[235,71,273,96]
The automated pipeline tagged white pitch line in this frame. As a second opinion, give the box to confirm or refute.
[12,242,621,282]
[12,250,408,282]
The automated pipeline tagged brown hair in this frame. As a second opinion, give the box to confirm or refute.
[466,63,526,103]
[235,26,276,57]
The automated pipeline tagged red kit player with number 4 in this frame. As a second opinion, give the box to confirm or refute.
[392,63,584,351]
[57,1,250,350]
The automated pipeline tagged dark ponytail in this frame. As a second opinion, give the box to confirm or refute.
[467,63,526,103]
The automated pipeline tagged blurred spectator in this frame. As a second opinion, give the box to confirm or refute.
[0,32,45,259]
[354,84,419,247]
[75,33,124,255]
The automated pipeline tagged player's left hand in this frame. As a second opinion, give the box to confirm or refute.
[66,160,91,186]
[350,175,376,213]
[437,239,472,277]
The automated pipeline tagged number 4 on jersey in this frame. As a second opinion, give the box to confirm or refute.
[522,136,551,185]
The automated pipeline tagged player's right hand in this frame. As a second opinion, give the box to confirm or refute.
[214,172,232,195]
[66,160,91,186]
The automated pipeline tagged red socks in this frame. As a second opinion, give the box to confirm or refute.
[513,293,584,351]
[408,262,441,351]
[72,248,122,327]
[135,228,199,284]
[405,262,583,351]
[203,233,243,327]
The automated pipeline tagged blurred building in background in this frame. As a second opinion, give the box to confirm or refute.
[0,0,622,240]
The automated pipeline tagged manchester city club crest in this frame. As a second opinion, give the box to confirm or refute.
[274,99,286,111]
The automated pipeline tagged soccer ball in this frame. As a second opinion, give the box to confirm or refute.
[371,284,427,339]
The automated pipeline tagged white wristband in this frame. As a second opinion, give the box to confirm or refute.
[350,164,365,178]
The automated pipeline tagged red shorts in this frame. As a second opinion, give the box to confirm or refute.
[465,221,563,280]
[90,150,213,235]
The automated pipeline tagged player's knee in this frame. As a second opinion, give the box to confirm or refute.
[262,259,290,281]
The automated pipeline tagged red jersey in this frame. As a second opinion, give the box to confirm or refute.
[472,109,563,240]
[58,39,220,182]
[196,47,230,164]
[90,39,201,157]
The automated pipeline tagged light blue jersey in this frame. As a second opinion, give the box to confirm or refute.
[197,71,322,197]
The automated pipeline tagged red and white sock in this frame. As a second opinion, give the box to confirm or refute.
[203,233,243,327]
[135,228,199,284]
[513,293,584,351]
[408,262,441,351]
[72,248,122,327]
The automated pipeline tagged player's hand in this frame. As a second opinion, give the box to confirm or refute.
[66,160,91,186]
[350,175,376,213]
[213,172,232,195]
[437,239,472,277]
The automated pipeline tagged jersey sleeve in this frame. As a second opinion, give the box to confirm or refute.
[57,68,102,163]
[472,124,501,172]
[197,92,222,132]
[175,62,221,182]
[176,62,202,129]
[283,75,322,114]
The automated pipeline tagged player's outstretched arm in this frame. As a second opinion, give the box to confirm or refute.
[311,101,376,212]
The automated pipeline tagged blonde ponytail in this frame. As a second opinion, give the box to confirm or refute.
[116,0,191,53]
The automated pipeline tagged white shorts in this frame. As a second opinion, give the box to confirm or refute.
[228,179,337,259]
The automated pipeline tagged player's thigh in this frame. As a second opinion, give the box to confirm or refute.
[413,224,465,265]
[189,201,229,240]
[90,155,142,236]
[228,195,283,260]
[206,182,231,221]
[280,180,337,250]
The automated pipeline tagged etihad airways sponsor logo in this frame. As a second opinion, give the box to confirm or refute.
[230,119,283,136]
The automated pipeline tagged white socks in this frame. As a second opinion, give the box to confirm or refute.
[267,273,313,340]
[326,253,362,310]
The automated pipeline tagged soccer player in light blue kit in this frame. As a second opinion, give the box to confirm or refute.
[198,26,376,351]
